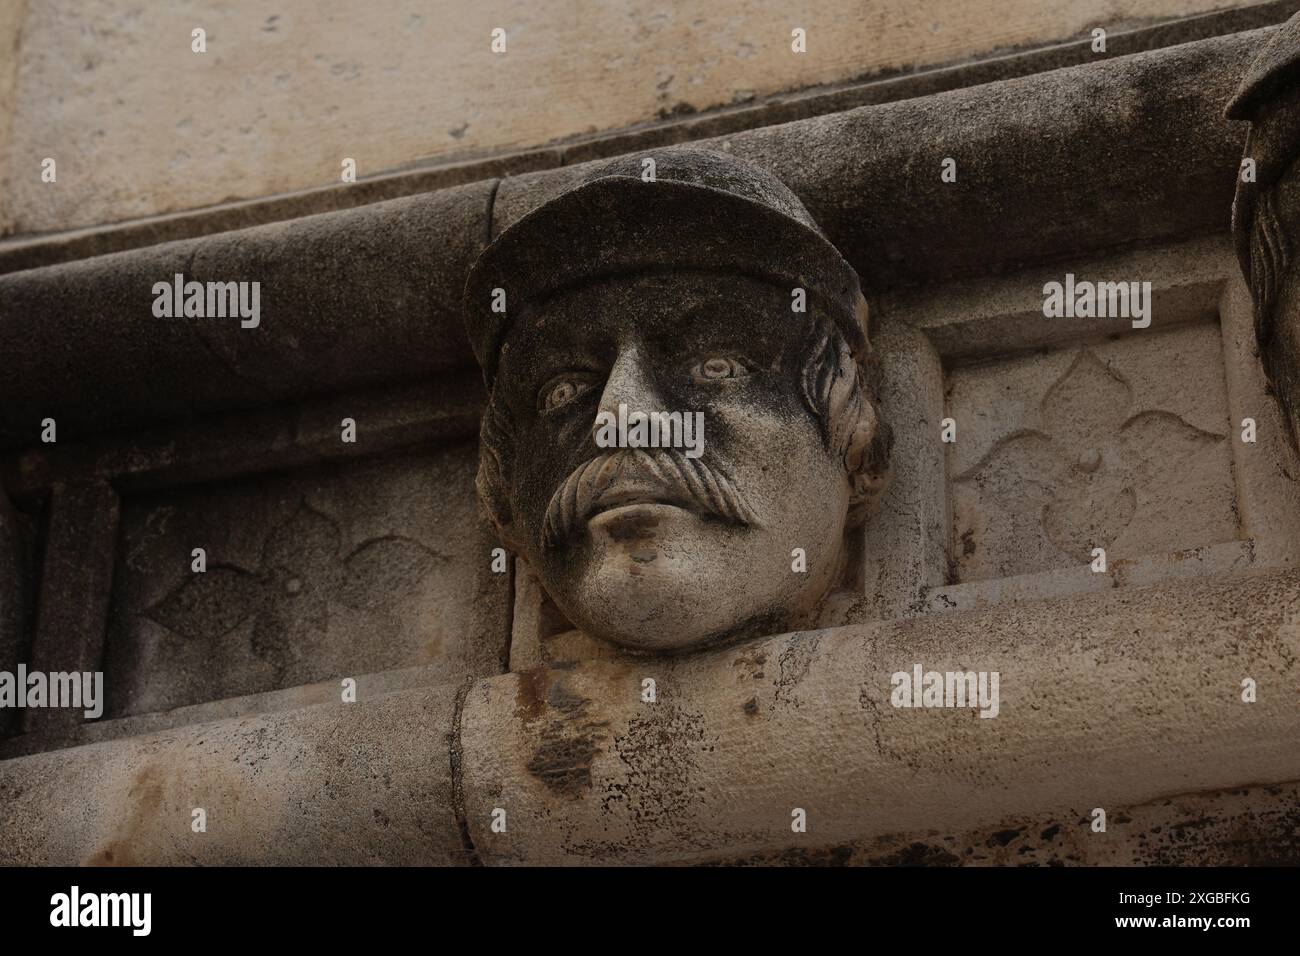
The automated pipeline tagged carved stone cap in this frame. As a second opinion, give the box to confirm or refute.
[462,148,867,388]
[1225,13,1300,121]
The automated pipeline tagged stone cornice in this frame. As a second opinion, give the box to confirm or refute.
[2,0,1295,275]
[0,24,1277,451]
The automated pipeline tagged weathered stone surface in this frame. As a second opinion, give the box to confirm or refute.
[22,482,118,736]
[0,660,452,760]
[922,539,1263,616]
[701,780,1300,865]
[104,441,509,717]
[0,181,491,450]
[0,149,559,277]
[873,238,1300,613]
[857,321,949,617]
[1218,276,1300,569]
[0,684,467,865]
[5,566,1294,866]
[950,322,1237,581]
[0,29,1281,455]
[2,0,1253,235]
[3,372,485,497]
[496,27,1270,289]
[3,3,1294,273]
[0,0,23,238]
[460,569,1300,864]
[0,489,28,737]
[882,237,1232,360]
[1,7,1297,873]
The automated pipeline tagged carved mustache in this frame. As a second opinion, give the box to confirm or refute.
[542,449,758,548]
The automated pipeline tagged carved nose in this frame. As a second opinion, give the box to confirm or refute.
[594,346,661,437]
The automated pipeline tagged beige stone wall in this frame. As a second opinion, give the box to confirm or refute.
[1,0,1248,235]
[0,0,26,237]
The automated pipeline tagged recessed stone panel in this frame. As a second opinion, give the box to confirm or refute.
[948,321,1238,583]
[103,441,507,717]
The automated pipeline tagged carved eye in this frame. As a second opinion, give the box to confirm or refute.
[692,357,748,383]
[539,377,592,411]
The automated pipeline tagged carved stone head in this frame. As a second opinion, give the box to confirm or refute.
[463,149,889,652]
[1228,11,1300,450]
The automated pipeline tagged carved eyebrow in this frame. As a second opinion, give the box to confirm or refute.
[536,369,603,393]
[508,340,605,381]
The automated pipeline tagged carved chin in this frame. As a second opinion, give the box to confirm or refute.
[542,511,779,651]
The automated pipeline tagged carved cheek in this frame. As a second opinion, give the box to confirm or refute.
[712,389,814,459]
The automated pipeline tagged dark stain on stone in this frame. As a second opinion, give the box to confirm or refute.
[988,827,1023,847]
[521,674,610,800]
[774,634,820,707]
[514,667,549,724]
[742,696,759,716]
[721,843,857,866]
[86,762,166,866]
[604,702,710,841]
[655,101,697,120]
[547,680,586,713]
[732,649,769,684]
[871,842,960,866]
[526,735,601,799]
[1040,823,1061,841]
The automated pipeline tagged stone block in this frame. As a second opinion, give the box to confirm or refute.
[949,321,1238,582]
[104,441,509,717]
[0,684,467,865]
[0,181,492,449]
[461,569,1300,864]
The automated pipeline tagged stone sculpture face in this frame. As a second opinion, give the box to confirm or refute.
[492,272,856,649]
[1228,10,1300,450]
[465,149,890,651]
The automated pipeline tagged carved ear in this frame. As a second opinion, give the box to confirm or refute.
[476,400,517,546]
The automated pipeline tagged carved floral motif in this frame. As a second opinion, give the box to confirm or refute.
[145,501,445,679]
[955,350,1227,563]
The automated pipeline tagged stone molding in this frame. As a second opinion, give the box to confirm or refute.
[1,567,1296,865]
[0,23,1283,452]
[1,0,1296,274]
